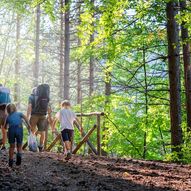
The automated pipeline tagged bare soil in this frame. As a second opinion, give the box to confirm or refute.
[0,151,191,191]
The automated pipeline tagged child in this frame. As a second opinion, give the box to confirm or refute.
[52,100,82,160]
[3,103,31,167]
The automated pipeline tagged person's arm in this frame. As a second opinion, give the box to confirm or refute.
[47,107,53,127]
[74,117,83,134]
[52,118,58,133]
[52,111,60,132]
[22,114,31,134]
[27,103,32,120]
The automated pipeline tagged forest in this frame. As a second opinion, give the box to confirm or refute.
[0,0,191,162]
[1,0,191,190]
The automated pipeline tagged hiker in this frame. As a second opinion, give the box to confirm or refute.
[27,84,50,152]
[52,100,83,160]
[0,84,11,150]
[3,103,31,167]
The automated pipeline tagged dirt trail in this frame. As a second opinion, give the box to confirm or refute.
[0,151,191,191]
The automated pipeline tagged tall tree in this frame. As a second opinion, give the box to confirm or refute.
[33,5,40,87]
[59,0,64,100]
[89,35,94,97]
[77,39,82,104]
[14,14,20,107]
[143,46,148,159]
[180,0,191,132]
[76,0,82,104]
[166,1,183,153]
[64,0,70,99]
[89,0,94,97]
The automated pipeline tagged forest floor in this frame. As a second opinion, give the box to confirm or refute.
[0,151,191,191]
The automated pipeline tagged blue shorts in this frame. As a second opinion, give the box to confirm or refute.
[61,129,74,142]
[8,125,23,145]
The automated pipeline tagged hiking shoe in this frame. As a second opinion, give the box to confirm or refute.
[1,146,6,151]
[38,146,43,152]
[8,159,13,168]
[65,152,72,160]
[16,153,22,166]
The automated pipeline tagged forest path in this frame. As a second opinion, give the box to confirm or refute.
[0,151,190,191]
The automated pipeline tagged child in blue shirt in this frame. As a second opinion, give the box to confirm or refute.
[3,103,31,167]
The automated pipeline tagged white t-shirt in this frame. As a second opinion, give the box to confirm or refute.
[56,109,76,130]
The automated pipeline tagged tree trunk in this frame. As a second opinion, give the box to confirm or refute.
[33,5,40,87]
[102,66,111,155]
[166,1,183,153]
[143,47,148,159]
[77,37,82,104]
[77,60,82,104]
[14,14,20,108]
[76,0,82,104]
[180,0,191,132]
[89,33,94,97]
[59,0,64,100]
[89,0,95,97]
[64,0,70,100]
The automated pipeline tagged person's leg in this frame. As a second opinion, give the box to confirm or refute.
[64,141,71,152]
[16,127,23,166]
[60,136,67,155]
[62,129,73,160]
[9,143,15,167]
[30,115,38,134]
[68,130,74,153]
[9,144,15,160]
[64,141,72,160]
[38,131,45,151]
[8,127,15,167]
[16,144,22,166]
[37,116,47,151]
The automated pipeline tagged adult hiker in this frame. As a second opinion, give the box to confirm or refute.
[27,84,50,152]
[52,100,83,160]
[4,103,31,167]
[0,84,11,150]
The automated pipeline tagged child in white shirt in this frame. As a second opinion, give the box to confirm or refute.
[52,100,82,160]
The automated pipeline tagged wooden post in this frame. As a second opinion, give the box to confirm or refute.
[46,134,61,152]
[73,124,97,154]
[74,122,97,155]
[97,115,101,156]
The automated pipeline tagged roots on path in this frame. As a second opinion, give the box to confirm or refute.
[0,151,191,191]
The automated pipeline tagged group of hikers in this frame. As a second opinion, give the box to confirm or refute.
[0,83,82,168]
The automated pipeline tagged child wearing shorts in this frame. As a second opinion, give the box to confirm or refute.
[52,100,82,160]
[3,103,31,167]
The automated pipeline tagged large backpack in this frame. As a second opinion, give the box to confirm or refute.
[0,86,11,105]
[33,84,50,115]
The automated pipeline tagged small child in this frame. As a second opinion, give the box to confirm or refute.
[3,103,31,167]
[52,100,82,160]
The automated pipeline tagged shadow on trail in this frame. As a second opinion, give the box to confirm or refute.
[0,152,180,191]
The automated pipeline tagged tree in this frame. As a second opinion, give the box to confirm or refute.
[77,39,82,104]
[33,4,40,87]
[180,0,191,132]
[166,1,183,153]
[89,0,94,97]
[14,14,20,108]
[59,0,64,100]
[64,0,70,99]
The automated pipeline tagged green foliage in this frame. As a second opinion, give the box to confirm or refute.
[1,0,191,163]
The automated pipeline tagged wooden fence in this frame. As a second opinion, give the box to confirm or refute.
[46,112,104,156]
